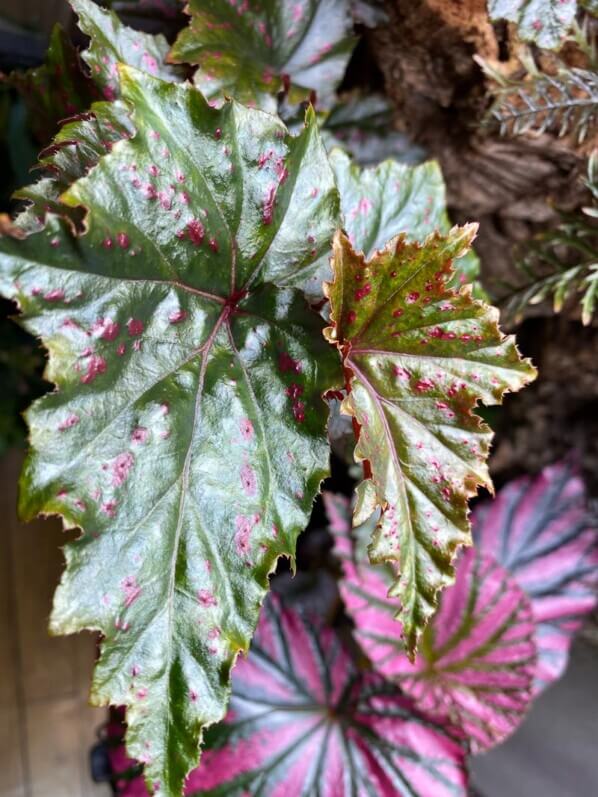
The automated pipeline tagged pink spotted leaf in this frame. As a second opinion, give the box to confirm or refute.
[0,66,341,796]
[326,492,538,753]
[169,0,358,112]
[488,0,578,50]
[473,459,598,693]
[70,0,185,101]
[325,229,537,656]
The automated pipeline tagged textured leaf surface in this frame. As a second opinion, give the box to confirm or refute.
[9,24,100,144]
[0,67,342,796]
[169,0,357,112]
[70,0,184,101]
[328,494,537,752]
[330,150,480,283]
[325,229,536,655]
[107,596,469,796]
[473,460,598,693]
[488,0,578,50]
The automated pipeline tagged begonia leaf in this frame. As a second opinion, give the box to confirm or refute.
[0,66,342,797]
[8,24,100,144]
[70,0,185,101]
[488,0,578,50]
[325,229,536,655]
[169,0,357,112]
[327,493,537,752]
[108,596,470,796]
[473,459,598,693]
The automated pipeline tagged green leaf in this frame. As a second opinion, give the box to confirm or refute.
[14,100,134,234]
[8,24,100,144]
[70,0,185,101]
[169,0,357,112]
[488,0,578,50]
[330,149,480,284]
[0,66,341,797]
[325,229,536,656]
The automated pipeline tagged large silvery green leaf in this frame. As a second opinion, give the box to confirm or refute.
[488,0,578,50]
[107,596,469,796]
[327,494,537,753]
[473,459,598,694]
[70,0,185,100]
[330,149,480,283]
[0,67,342,797]
[325,229,536,656]
[169,0,357,112]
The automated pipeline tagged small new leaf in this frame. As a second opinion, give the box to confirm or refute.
[169,0,357,112]
[0,67,341,797]
[325,229,536,655]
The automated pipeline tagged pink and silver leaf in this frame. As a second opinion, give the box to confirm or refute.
[326,492,538,753]
[473,459,598,694]
[108,595,469,796]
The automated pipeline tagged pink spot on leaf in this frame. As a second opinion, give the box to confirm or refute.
[127,319,144,337]
[112,452,134,487]
[58,414,80,432]
[240,464,257,496]
[240,418,254,441]
[122,575,141,607]
[168,309,188,324]
[81,354,107,384]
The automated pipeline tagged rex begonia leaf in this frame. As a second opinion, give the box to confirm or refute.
[70,0,185,101]
[0,66,342,797]
[326,493,537,752]
[8,24,100,145]
[325,229,536,656]
[488,0,578,50]
[330,149,480,283]
[473,459,598,694]
[107,595,469,796]
[168,0,357,112]
[15,100,134,233]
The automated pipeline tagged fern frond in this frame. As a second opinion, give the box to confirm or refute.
[487,67,598,143]
[501,155,598,325]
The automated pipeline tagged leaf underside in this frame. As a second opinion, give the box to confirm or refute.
[325,229,536,655]
[169,0,357,111]
[488,0,578,50]
[0,67,342,796]
[109,596,470,796]
[473,459,598,693]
